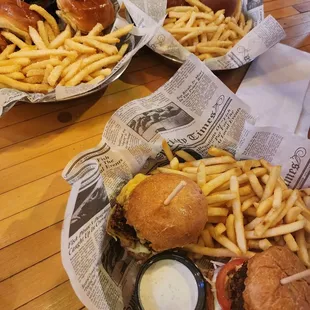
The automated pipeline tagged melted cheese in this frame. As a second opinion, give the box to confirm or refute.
[116,173,148,205]
[128,242,151,254]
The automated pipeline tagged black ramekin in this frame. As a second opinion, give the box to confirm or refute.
[134,251,206,310]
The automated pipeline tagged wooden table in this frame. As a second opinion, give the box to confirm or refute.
[0,1,309,309]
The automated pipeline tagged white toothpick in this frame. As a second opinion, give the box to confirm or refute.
[164,181,187,206]
[280,269,310,285]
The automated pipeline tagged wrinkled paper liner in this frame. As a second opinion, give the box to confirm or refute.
[124,0,286,71]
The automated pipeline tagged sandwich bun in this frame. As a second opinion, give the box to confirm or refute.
[56,0,115,33]
[244,246,310,310]
[125,173,208,252]
[0,0,42,40]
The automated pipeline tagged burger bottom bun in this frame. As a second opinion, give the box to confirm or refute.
[244,246,310,310]
[125,173,208,252]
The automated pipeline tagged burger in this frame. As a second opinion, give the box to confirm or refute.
[206,246,310,310]
[106,173,208,260]
[0,0,42,42]
[56,0,115,33]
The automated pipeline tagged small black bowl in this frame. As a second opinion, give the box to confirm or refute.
[135,251,206,310]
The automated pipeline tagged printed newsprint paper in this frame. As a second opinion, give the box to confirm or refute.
[123,0,286,70]
[61,54,310,309]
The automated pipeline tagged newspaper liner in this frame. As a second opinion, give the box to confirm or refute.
[61,55,310,310]
[123,0,286,70]
[0,1,159,116]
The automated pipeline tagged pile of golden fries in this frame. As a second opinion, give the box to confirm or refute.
[0,4,133,93]
[158,141,310,266]
[164,0,252,60]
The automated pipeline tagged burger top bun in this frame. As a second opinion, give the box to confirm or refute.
[167,0,238,17]
[0,0,42,39]
[125,173,208,252]
[56,0,115,33]
[244,246,310,310]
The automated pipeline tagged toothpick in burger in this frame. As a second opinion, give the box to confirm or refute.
[106,173,208,261]
[205,246,310,310]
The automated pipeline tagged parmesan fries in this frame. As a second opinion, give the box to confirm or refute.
[0,6,133,93]
[164,0,253,59]
[156,141,310,266]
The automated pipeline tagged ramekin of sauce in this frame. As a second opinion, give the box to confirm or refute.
[135,252,206,310]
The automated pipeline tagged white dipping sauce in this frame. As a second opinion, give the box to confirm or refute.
[139,259,198,310]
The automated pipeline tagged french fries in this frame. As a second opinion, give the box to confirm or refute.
[162,140,175,161]
[284,233,299,252]
[29,4,60,36]
[295,229,310,267]
[156,141,310,266]
[261,166,281,201]
[191,156,236,167]
[206,193,236,204]
[37,20,49,47]
[226,214,237,244]
[1,32,28,49]
[0,75,50,93]
[215,223,227,235]
[175,150,196,162]
[248,239,272,251]
[183,244,238,258]
[0,7,133,93]
[230,176,247,254]
[183,163,237,174]
[245,221,305,239]
[201,229,214,247]
[28,26,47,50]
[197,162,206,187]
[208,146,233,157]
[256,189,292,217]
[193,237,205,260]
[165,0,253,59]
[208,207,229,217]
[207,224,241,255]
[246,171,264,198]
[170,157,180,170]
[0,44,16,61]
[157,167,197,181]
[202,168,242,195]
[65,55,122,86]
[254,201,286,237]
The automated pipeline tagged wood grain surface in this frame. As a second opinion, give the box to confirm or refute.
[0,1,309,309]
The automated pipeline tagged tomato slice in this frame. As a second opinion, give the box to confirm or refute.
[215,258,246,310]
